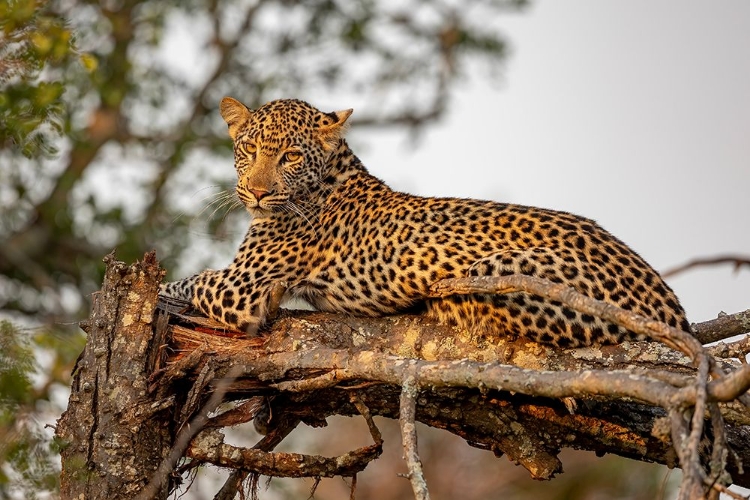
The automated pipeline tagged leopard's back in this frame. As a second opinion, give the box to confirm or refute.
[297,175,689,347]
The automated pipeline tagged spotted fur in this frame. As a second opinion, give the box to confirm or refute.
[161,97,690,347]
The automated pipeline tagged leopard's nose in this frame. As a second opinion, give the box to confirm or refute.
[249,189,271,201]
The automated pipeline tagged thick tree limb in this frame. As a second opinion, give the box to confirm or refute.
[60,254,750,500]
[160,312,750,487]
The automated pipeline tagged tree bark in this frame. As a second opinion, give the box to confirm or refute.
[56,251,173,500]
[57,253,750,499]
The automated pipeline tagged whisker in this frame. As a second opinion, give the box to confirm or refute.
[206,192,242,222]
[285,201,319,236]
[189,189,235,220]
[172,185,246,240]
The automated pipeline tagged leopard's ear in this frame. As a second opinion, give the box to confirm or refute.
[316,108,353,150]
[220,97,252,140]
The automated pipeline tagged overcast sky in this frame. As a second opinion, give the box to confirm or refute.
[345,0,750,324]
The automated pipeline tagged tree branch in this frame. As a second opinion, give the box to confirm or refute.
[185,428,381,479]
[62,253,750,500]
[428,275,707,362]
[662,255,750,279]
[159,309,750,486]
[400,372,431,500]
[694,309,750,345]
[427,274,748,497]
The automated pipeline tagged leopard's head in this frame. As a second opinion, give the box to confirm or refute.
[220,97,353,215]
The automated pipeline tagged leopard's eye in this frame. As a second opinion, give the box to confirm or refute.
[281,151,302,164]
[238,142,256,157]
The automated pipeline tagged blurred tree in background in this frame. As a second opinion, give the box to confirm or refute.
[0,0,680,498]
[0,0,517,328]
[0,0,521,496]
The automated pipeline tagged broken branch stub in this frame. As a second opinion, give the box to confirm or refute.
[57,251,172,500]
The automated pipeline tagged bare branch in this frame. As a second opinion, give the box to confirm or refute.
[706,335,750,360]
[662,255,750,279]
[212,470,245,500]
[426,273,749,497]
[185,428,381,478]
[350,394,383,447]
[683,363,750,404]
[399,371,430,500]
[63,253,750,500]
[677,358,710,500]
[694,309,750,345]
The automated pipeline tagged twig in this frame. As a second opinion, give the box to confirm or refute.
[675,357,750,404]
[135,365,245,500]
[310,477,322,498]
[669,407,706,500]
[705,335,750,360]
[428,275,708,366]
[213,470,246,500]
[707,402,730,487]
[662,255,750,279]
[349,474,358,500]
[399,370,430,500]
[211,398,277,499]
[247,416,302,500]
[350,393,383,446]
[711,482,750,500]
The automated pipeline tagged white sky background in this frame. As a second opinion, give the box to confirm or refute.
[342,0,750,324]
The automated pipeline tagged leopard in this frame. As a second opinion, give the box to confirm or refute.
[160,97,690,348]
